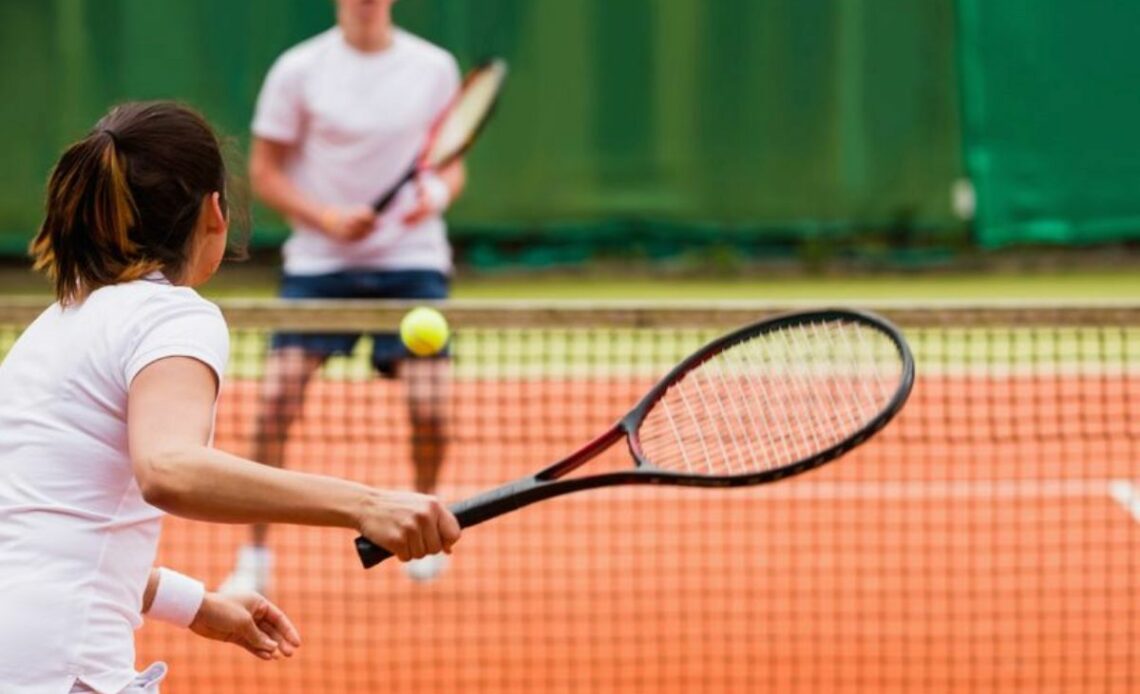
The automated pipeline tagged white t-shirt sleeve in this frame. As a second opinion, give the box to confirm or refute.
[252,50,308,144]
[123,292,230,388]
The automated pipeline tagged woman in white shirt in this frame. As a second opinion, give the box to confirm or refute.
[0,101,460,694]
[222,0,466,589]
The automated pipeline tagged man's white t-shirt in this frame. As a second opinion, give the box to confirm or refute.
[0,277,229,694]
[252,27,462,276]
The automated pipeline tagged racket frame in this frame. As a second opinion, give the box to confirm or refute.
[356,308,914,567]
[371,57,508,213]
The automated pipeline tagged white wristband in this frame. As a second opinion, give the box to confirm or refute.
[149,568,205,628]
[420,171,452,212]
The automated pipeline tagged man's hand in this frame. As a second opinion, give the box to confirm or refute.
[401,165,461,226]
[318,205,376,242]
[190,591,301,661]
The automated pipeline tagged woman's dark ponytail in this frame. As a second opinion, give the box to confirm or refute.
[30,102,244,305]
[31,129,156,304]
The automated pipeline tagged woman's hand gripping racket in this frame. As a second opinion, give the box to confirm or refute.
[372,58,508,214]
[356,309,915,568]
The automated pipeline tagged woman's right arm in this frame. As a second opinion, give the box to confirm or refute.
[128,355,460,561]
[249,137,375,242]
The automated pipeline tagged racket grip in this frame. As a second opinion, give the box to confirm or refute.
[355,536,393,568]
[354,476,555,569]
[372,165,418,214]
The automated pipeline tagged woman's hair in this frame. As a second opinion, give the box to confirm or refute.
[31,101,247,305]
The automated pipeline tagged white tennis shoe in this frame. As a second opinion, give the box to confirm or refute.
[403,552,448,582]
[218,546,273,595]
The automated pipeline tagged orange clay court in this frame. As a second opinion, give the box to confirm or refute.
[141,348,1140,693]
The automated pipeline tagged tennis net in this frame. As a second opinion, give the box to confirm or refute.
[0,298,1137,693]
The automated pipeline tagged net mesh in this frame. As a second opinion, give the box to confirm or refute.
[0,299,1138,693]
[639,316,907,475]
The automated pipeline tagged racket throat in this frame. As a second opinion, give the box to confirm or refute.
[450,470,638,530]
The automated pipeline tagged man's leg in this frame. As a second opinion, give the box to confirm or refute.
[220,347,325,594]
[401,358,451,494]
[398,357,451,581]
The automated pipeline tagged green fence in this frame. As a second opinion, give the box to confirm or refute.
[11,2,1136,260]
[956,0,1140,247]
[0,0,963,261]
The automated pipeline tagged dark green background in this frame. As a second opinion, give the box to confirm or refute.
[0,1,1135,258]
[956,0,1140,247]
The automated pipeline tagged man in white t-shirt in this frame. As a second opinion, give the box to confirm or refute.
[221,0,465,589]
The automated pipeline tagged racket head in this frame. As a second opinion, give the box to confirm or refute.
[422,58,508,169]
[354,309,913,569]
[621,309,914,486]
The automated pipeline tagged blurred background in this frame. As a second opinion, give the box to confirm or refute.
[2,0,1137,289]
[1,2,1138,693]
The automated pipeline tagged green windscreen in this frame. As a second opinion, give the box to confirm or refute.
[956,0,1140,247]
[0,1,962,255]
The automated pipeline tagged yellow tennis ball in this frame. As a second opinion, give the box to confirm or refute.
[400,307,450,357]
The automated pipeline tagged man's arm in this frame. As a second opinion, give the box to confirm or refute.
[249,137,375,242]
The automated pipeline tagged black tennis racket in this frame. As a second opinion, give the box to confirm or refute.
[372,58,508,214]
[356,309,915,568]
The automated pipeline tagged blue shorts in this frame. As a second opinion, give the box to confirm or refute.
[271,269,450,377]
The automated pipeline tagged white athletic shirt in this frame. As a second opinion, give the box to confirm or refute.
[0,276,229,694]
[252,27,462,276]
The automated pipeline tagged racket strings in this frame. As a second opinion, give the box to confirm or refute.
[427,62,508,167]
[638,319,903,475]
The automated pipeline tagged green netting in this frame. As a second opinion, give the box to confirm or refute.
[956,0,1140,247]
[0,299,1136,691]
[0,0,962,257]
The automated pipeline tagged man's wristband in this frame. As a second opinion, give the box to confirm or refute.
[420,172,452,211]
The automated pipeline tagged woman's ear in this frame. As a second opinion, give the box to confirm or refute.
[205,192,228,235]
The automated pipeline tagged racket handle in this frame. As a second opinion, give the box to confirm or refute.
[355,536,393,568]
[353,478,540,569]
[372,164,418,214]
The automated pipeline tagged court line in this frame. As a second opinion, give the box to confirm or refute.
[1108,480,1140,524]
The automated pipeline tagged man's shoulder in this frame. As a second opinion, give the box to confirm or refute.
[274,28,341,73]
[394,29,458,71]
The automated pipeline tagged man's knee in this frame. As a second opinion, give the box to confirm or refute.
[257,352,321,431]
